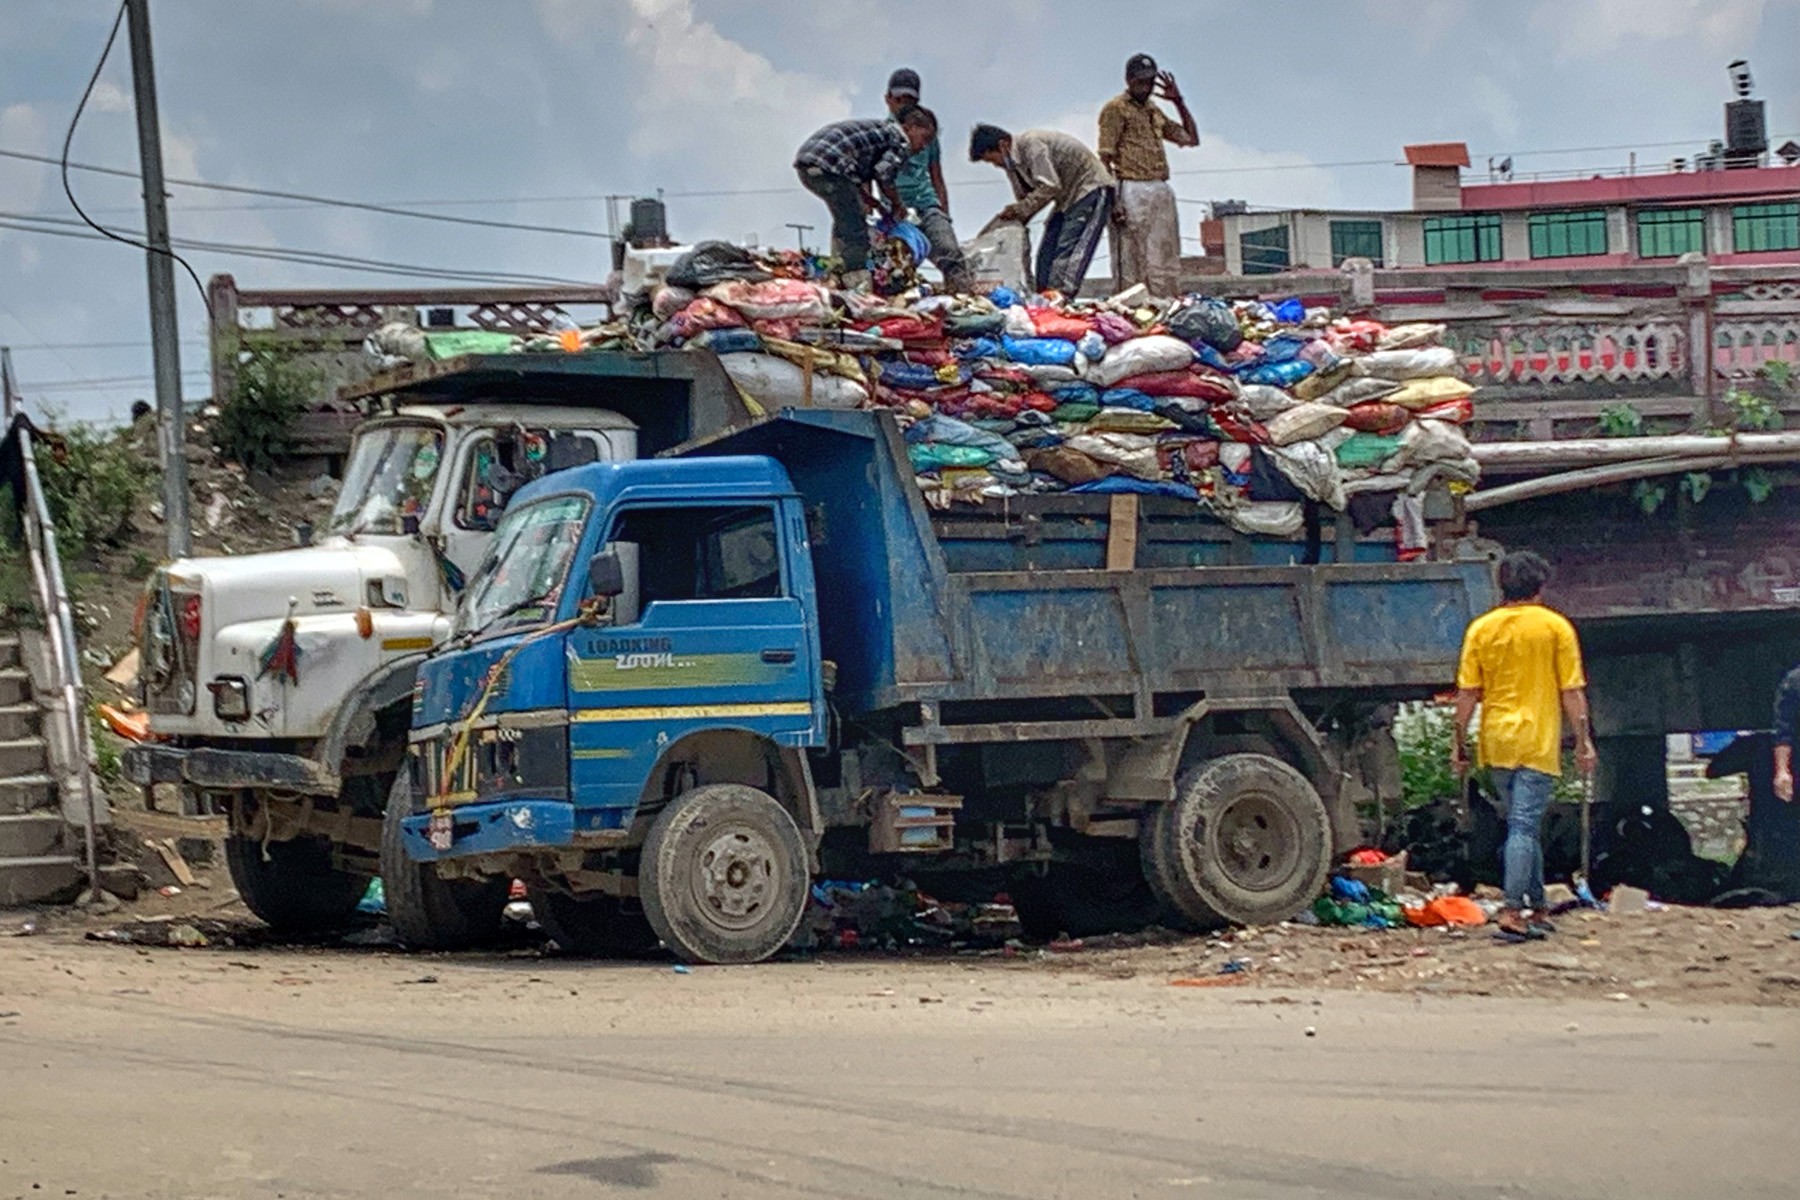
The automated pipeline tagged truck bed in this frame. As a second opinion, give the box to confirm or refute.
[675,410,1495,721]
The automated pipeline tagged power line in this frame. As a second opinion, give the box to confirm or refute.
[0,211,598,287]
[1,146,614,242]
[5,338,204,351]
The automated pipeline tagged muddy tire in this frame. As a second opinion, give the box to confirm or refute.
[1142,753,1331,928]
[380,774,509,950]
[529,888,661,957]
[1139,802,1214,931]
[639,784,810,965]
[225,832,369,934]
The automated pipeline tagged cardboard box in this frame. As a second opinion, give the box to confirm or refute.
[1337,850,1408,897]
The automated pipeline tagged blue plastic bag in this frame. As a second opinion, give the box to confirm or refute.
[1070,476,1200,502]
[1272,297,1305,324]
[988,286,1018,309]
[1329,875,1371,904]
[880,360,964,391]
[876,217,931,265]
[957,336,1002,361]
[1098,387,1156,412]
[1001,335,1078,367]
[1259,333,1311,364]
[1240,358,1315,388]
[690,328,764,355]
[1048,381,1100,407]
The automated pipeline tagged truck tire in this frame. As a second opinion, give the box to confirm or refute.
[1141,753,1331,928]
[529,888,661,958]
[380,774,509,951]
[638,783,810,965]
[225,834,369,934]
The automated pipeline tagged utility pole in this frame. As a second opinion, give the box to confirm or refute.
[785,223,814,252]
[125,0,189,558]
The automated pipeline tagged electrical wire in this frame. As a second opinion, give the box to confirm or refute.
[60,1,212,316]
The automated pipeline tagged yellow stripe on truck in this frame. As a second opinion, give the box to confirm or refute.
[571,701,813,723]
[381,636,436,652]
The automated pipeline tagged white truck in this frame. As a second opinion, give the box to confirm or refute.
[122,351,748,932]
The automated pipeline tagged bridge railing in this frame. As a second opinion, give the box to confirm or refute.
[1180,258,1800,441]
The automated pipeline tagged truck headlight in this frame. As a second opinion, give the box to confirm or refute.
[208,676,251,721]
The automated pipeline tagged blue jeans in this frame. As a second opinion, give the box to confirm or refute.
[1490,767,1555,911]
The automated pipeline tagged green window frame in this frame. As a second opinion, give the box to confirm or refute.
[1732,201,1800,253]
[1528,209,1609,259]
[1240,225,1290,275]
[1635,208,1705,259]
[1329,219,1384,266]
[1422,214,1502,265]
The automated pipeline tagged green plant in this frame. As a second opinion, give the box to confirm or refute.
[1723,388,1782,432]
[1679,471,1712,504]
[33,422,146,560]
[90,712,122,785]
[1632,479,1668,514]
[1395,702,1460,810]
[1742,467,1775,504]
[211,345,320,471]
[1597,402,1644,438]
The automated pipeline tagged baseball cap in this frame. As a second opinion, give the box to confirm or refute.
[1125,53,1158,81]
[887,68,922,99]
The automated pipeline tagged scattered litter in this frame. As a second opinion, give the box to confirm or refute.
[357,877,386,916]
[165,924,209,948]
[400,974,439,985]
[1609,885,1650,914]
[157,885,182,898]
[672,964,692,975]
[1304,1026,1317,1038]
[1218,958,1251,975]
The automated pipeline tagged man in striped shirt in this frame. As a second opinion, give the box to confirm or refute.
[795,109,937,289]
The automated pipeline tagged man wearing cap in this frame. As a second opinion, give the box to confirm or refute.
[885,69,973,293]
[1098,54,1199,298]
[970,124,1116,298]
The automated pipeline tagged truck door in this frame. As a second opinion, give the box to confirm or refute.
[563,501,822,826]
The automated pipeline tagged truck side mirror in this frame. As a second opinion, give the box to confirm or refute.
[587,551,625,598]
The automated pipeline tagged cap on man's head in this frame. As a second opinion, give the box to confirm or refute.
[1125,53,1157,81]
[887,68,922,99]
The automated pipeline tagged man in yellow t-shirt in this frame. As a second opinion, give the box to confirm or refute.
[1452,551,1597,942]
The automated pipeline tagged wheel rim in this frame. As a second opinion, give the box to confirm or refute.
[689,822,782,932]
[1205,791,1302,893]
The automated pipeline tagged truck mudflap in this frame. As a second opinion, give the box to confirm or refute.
[400,798,576,862]
[121,743,337,793]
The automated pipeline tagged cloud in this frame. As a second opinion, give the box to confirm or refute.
[1530,0,1770,59]
[1467,74,1522,142]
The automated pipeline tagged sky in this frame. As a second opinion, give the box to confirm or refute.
[1,0,1797,424]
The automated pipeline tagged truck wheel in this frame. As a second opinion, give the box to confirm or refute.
[225,834,369,934]
[529,888,661,958]
[380,774,509,950]
[638,783,810,965]
[1142,753,1331,928]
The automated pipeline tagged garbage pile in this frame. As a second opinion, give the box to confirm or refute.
[364,238,1482,542]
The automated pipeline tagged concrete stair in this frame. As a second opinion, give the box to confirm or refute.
[0,632,84,906]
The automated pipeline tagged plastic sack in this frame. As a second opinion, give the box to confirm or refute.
[877,217,931,266]
[1387,376,1476,411]
[862,313,945,343]
[1090,310,1141,345]
[879,360,958,392]
[1290,359,1353,402]
[1158,439,1221,474]
[1352,346,1460,381]
[651,284,697,320]
[1113,369,1236,403]
[1049,381,1100,408]
[1076,331,1106,361]
[1153,400,1221,437]
[1070,476,1200,502]
[1229,501,1305,538]
[1098,387,1157,412]
[1271,297,1306,324]
[1334,432,1403,470]
[1239,358,1314,389]
[1319,376,1403,408]
[1001,335,1078,367]
[667,241,771,290]
[1164,297,1243,352]
[1085,408,1177,435]
[1377,323,1447,351]
[1392,418,1474,468]
[721,352,868,410]
[1026,445,1112,484]
[1266,401,1350,447]
[1238,383,1298,421]
[688,328,764,355]
[1030,309,1093,341]
[1022,364,1082,387]
[1051,401,1101,424]
[1087,335,1196,388]
[1341,401,1411,435]
[944,310,1006,338]
[906,413,1019,459]
[1064,431,1162,479]
[1326,319,1387,355]
[909,443,995,471]
[1415,396,1474,425]
[963,223,1033,295]
[705,278,830,322]
[1265,440,1347,509]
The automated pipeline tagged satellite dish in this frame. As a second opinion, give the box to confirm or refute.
[1498,157,1514,180]
[1779,140,1800,166]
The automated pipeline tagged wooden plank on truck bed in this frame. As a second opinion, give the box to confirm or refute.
[1106,494,1139,571]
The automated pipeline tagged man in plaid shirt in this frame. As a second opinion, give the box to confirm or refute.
[795,108,937,289]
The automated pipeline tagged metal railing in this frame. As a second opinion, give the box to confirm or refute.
[0,348,104,901]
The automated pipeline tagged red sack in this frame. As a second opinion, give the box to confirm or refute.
[856,313,944,344]
[974,365,1035,390]
[1326,320,1386,355]
[903,349,958,368]
[1157,440,1220,473]
[1414,396,1474,425]
[1122,369,1237,403]
[1029,310,1095,341]
[966,393,1025,420]
[1209,412,1270,445]
[1342,401,1411,435]
[1020,392,1059,413]
[750,318,801,342]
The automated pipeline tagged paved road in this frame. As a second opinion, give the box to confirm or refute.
[3,940,1797,1199]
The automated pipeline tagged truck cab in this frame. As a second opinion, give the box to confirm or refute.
[122,349,753,935]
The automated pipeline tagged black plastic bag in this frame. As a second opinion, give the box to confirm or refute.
[665,241,771,290]
[1166,296,1242,353]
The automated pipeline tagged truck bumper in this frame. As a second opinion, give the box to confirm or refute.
[400,799,575,863]
[121,743,336,793]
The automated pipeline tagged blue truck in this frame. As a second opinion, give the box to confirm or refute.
[387,407,1495,963]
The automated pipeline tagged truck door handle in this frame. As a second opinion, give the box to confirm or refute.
[761,648,797,665]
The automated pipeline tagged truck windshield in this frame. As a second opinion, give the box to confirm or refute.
[458,494,591,635]
[330,423,444,536]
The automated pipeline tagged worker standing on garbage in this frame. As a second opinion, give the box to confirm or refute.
[884,70,973,294]
[1098,53,1198,299]
[795,108,937,290]
[970,125,1116,298]
[1774,661,1799,802]
[1451,551,1597,943]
